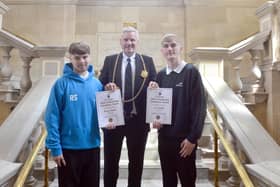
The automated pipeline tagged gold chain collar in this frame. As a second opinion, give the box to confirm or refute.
[112,53,148,103]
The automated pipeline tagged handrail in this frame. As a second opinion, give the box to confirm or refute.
[212,108,219,187]
[44,148,49,187]
[13,126,47,187]
[207,108,254,187]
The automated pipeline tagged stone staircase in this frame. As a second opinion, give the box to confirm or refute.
[98,127,214,180]
[34,122,222,187]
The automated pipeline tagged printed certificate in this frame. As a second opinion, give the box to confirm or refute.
[146,88,172,125]
[96,89,125,127]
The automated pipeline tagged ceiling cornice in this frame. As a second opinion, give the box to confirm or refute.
[2,0,185,7]
[2,0,264,7]
[77,0,184,7]
[2,0,78,5]
[184,0,266,7]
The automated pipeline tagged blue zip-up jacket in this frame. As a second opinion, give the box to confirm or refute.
[45,63,103,157]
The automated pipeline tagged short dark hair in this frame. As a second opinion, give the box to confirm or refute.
[68,42,90,55]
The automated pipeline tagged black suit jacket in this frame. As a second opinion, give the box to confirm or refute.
[99,53,157,124]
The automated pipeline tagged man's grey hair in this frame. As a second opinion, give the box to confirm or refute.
[122,26,139,40]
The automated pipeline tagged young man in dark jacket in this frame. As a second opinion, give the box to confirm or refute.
[151,33,206,187]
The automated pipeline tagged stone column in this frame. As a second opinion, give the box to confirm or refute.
[0,2,8,29]
[230,58,243,101]
[20,54,33,96]
[0,46,13,83]
[249,49,264,93]
[256,1,280,62]
[255,1,280,144]
[272,11,280,63]
[262,66,280,144]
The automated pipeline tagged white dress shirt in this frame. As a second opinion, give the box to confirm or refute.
[166,60,186,75]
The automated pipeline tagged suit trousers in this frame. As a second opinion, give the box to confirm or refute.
[158,136,197,187]
[103,116,149,187]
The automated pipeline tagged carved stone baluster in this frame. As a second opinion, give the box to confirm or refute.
[24,138,36,187]
[238,149,251,187]
[226,131,241,187]
[218,122,230,170]
[218,143,228,166]
[230,58,243,101]
[249,49,264,93]
[0,46,13,83]
[16,138,36,186]
[227,162,241,187]
[20,54,33,96]
[25,126,42,186]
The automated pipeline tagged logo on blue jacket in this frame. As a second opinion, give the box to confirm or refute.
[70,94,78,101]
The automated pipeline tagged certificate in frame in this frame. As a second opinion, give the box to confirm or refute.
[146,88,172,125]
[96,89,125,127]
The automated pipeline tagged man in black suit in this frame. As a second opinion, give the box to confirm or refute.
[99,26,157,187]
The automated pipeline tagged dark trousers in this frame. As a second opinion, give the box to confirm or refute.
[57,148,100,187]
[158,136,197,187]
[103,117,149,187]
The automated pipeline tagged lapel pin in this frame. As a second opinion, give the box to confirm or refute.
[141,70,148,78]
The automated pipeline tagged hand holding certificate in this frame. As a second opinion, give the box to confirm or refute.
[96,89,125,128]
[146,88,172,125]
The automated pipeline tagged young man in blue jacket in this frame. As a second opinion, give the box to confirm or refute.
[45,42,103,186]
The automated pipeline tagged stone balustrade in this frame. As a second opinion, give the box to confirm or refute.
[204,76,280,187]
[0,2,67,185]
[0,29,67,104]
[0,76,57,186]
[188,1,280,185]
[189,29,270,102]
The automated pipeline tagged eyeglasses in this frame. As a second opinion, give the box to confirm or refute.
[162,43,177,48]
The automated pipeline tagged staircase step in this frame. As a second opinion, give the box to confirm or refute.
[37,159,211,186]
[0,160,21,186]
[99,159,209,180]
[200,158,230,182]
[99,159,161,179]
[47,178,215,187]
[100,143,158,160]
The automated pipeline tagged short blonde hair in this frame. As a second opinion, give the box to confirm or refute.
[161,33,179,46]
